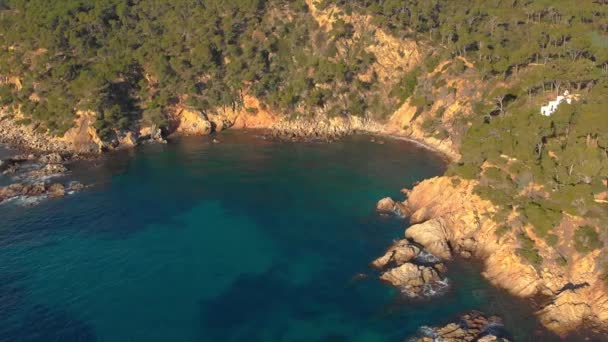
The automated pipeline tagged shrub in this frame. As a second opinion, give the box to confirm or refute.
[447,163,480,180]
[546,234,559,247]
[496,225,511,238]
[517,233,543,268]
[574,225,603,254]
[15,118,32,126]
[0,84,14,106]
[522,203,562,238]
[432,78,447,89]
[390,69,419,104]
[451,59,467,74]
[424,54,441,73]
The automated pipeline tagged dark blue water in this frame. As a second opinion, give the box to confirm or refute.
[0,132,547,341]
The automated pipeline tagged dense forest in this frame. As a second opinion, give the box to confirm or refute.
[0,1,607,268]
[0,0,389,138]
[341,0,608,267]
[320,0,607,266]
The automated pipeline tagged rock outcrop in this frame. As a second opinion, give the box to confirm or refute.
[270,115,384,141]
[380,262,446,298]
[59,110,106,153]
[0,181,84,204]
[405,219,453,261]
[382,176,608,336]
[170,108,213,136]
[372,239,421,269]
[0,150,86,206]
[373,238,449,299]
[412,311,511,342]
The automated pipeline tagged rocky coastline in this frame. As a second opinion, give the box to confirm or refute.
[0,152,85,206]
[375,177,608,337]
[1,106,605,338]
[410,311,512,342]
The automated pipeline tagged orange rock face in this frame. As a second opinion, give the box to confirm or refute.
[399,176,608,336]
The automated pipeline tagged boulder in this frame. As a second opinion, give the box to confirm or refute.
[47,183,65,198]
[173,109,213,135]
[39,153,63,164]
[139,126,164,142]
[27,163,68,179]
[0,183,24,199]
[25,182,46,196]
[412,311,511,342]
[380,262,444,291]
[372,239,421,268]
[405,219,452,260]
[118,131,138,147]
[70,181,85,191]
[376,197,396,212]
[2,162,19,174]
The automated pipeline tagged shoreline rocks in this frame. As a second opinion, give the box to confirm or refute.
[376,197,408,217]
[411,311,512,342]
[0,181,84,205]
[0,151,87,206]
[373,239,449,299]
[269,115,384,142]
[380,176,608,337]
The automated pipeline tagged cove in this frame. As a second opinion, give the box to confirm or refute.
[0,132,547,341]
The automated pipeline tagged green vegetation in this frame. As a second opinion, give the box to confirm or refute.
[0,0,606,255]
[517,233,543,268]
[342,0,607,252]
[390,69,419,105]
[556,256,568,267]
[574,226,604,254]
[0,0,399,135]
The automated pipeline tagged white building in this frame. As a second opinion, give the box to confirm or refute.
[541,90,574,116]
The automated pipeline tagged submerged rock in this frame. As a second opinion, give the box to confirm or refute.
[69,181,85,191]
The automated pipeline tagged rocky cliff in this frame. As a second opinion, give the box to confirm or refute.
[376,176,608,336]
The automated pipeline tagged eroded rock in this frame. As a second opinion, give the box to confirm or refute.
[372,239,421,269]
[47,183,65,198]
[28,163,68,178]
[412,311,511,342]
[405,219,452,260]
[376,197,396,212]
[270,116,384,142]
[0,180,86,206]
[39,153,64,164]
[172,108,213,136]
[380,262,447,298]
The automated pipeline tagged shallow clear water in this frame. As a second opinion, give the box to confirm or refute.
[0,132,552,341]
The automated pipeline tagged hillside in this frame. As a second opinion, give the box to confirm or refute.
[0,0,607,336]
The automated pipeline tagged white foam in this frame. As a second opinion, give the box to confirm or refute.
[2,195,47,206]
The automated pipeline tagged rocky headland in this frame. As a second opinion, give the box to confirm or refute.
[375,176,608,337]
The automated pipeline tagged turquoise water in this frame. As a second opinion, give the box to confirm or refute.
[0,133,550,341]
